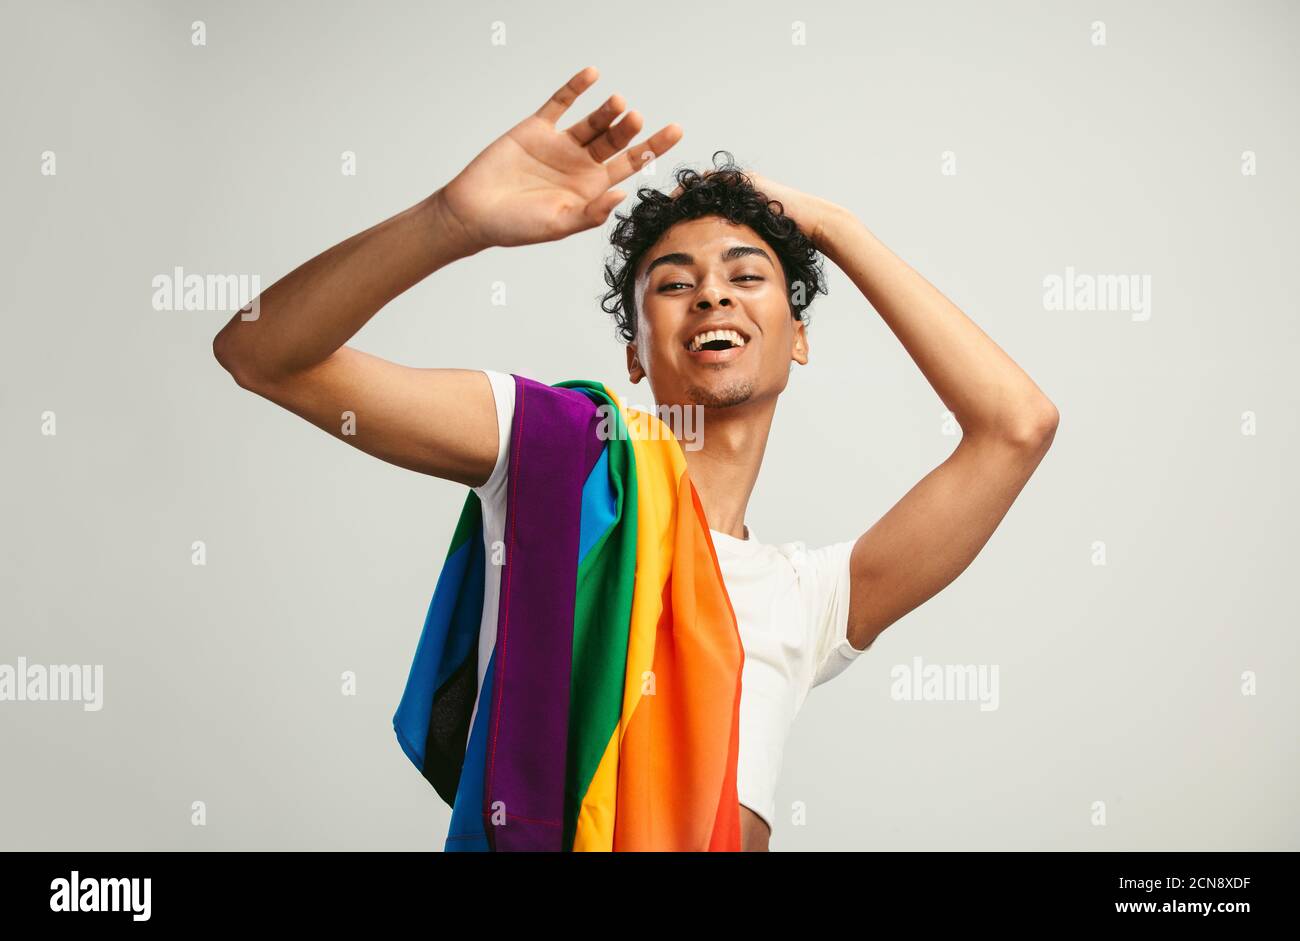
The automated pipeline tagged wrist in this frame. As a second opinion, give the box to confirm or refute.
[817,206,869,263]
[426,185,489,259]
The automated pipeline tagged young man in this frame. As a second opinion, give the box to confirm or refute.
[213,66,1059,851]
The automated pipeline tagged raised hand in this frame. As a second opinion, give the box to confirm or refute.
[671,168,846,253]
[438,66,684,252]
[738,170,847,253]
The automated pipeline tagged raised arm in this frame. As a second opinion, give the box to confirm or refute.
[212,65,682,486]
[745,170,1060,652]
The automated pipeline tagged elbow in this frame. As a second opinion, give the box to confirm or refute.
[1007,399,1059,451]
[212,324,261,391]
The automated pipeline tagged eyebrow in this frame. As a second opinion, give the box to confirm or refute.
[643,245,775,278]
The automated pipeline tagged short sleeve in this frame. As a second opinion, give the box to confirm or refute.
[793,538,871,691]
[473,370,515,502]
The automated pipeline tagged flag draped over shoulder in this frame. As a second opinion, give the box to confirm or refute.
[392,375,745,851]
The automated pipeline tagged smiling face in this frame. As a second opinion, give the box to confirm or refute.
[626,216,809,410]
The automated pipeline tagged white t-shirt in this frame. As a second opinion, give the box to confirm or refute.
[465,370,871,832]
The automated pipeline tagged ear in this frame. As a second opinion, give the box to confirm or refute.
[627,342,645,383]
[791,317,809,366]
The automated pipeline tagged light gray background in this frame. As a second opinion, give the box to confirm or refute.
[2,0,1297,851]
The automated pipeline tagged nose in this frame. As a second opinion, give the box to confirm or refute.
[694,283,733,310]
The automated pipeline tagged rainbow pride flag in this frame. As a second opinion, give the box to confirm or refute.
[393,375,745,851]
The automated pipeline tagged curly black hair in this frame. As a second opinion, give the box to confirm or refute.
[599,150,828,345]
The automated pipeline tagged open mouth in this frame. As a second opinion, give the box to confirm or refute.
[685,328,749,353]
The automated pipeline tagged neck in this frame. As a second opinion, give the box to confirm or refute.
[678,394,777,541]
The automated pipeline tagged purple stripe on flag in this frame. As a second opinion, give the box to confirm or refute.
[482,374,605,851]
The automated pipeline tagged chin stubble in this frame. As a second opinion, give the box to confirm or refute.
[683,376,755,409]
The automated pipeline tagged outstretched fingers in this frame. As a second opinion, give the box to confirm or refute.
[564,93,628,147]
[535,66,600,125]
[588,110,644,164]
[605,123,685,186]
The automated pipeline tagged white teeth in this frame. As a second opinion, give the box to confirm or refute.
[688,329,747,352]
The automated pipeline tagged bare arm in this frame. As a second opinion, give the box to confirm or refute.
[746,172,1059,651]
[212,65,683,487]
[212,193,503,486]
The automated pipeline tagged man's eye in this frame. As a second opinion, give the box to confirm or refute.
[659,276,763,292]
